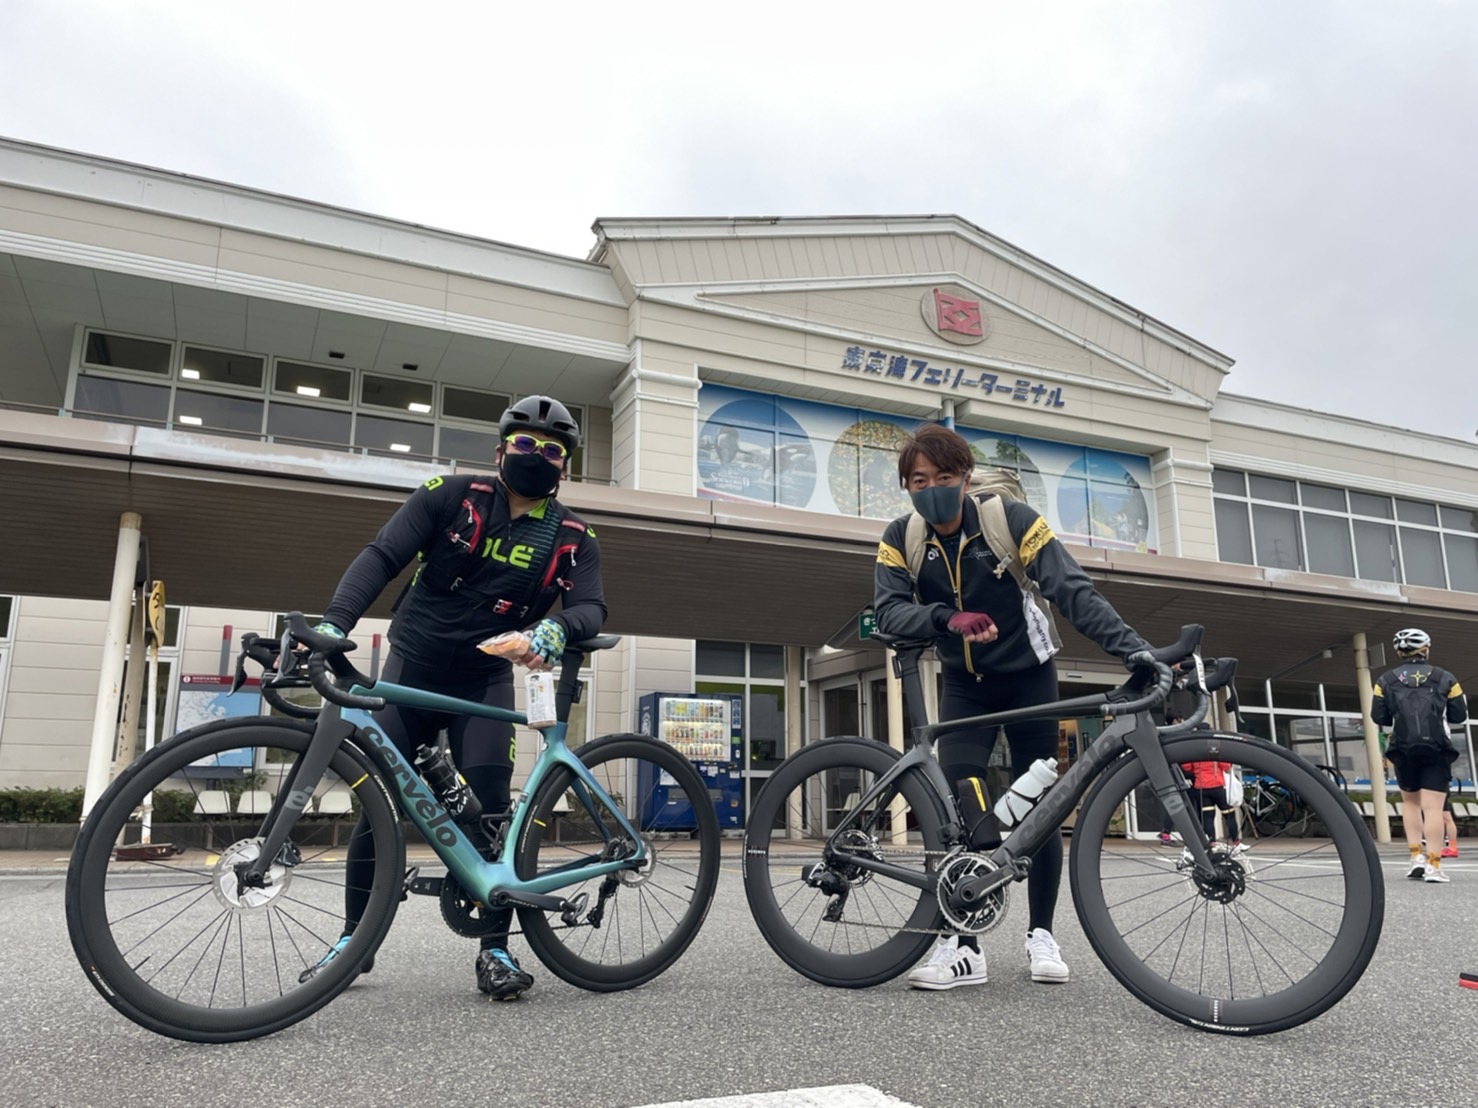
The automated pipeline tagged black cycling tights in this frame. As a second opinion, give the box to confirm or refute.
[938,660,1063,936]
[344,650,516,950]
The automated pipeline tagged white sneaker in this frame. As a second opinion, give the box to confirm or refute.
[1026,928,1070,983]
[1425,864,1451,884]
[1407,856,1427,880]
[906,936,987,991]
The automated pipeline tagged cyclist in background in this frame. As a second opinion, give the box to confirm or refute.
[1371,627,1467,884]
[874,422,1150,990]
[308,395,606,998]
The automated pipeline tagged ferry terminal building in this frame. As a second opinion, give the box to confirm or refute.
[0,137,1475,841]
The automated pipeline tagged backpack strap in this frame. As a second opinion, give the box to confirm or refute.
[904,511,928,596]
[976,494,1031,591]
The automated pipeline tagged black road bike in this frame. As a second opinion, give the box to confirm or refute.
[742,625,1384,1035]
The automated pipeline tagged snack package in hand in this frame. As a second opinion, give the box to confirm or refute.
[477,631,531,657]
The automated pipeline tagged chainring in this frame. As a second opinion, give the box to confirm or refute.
[439,874,505,938]
[935,851,1010,934]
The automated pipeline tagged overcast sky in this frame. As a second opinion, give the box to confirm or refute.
[3,0,1474,441]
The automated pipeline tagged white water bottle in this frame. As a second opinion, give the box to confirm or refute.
[993,758,1059,827]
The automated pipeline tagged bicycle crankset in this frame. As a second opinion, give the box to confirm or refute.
[936,851,1011,934]
[437,874,507,938]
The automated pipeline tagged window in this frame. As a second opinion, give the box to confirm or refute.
[438,426,501,464]
[267,403,352,448]
[1304,514,1355,577]
[0,595,13,721]
[174,389,264,435]
[182,346,264,390]
[1212,467,1477,592]
[361,373,433,415]
[443,388,510,425]
[695,641,797,774]
[84,331,171,375]
[274,360,352,402]
[67,329,579,475]
[73,375,170,425]
[1251,504,1301,569]
[1213,500,1253,565]
[355,414,434,457]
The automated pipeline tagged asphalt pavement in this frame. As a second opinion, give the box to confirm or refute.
[3,841,1477,1108]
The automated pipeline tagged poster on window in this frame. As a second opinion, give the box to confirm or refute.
[696,384,1157,553]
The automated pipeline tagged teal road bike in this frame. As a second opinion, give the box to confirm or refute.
[742,625,1384,1035]
[67,613,720,1042]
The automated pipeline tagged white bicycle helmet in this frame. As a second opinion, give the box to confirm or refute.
[1392,627,1431,657]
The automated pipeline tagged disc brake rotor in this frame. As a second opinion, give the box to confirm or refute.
[212,838,290,911]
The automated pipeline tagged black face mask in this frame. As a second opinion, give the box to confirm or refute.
[500,452,561,499]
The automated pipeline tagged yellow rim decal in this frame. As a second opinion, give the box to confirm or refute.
[349,773,368,789]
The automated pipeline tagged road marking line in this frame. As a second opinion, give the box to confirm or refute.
[632,1085,920,1108]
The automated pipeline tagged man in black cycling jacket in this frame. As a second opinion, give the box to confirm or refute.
[874,422,1148,992]
[306,394,606,1000]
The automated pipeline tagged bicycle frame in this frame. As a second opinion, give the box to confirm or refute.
[827,648,1223,898]
[239,679,648,910]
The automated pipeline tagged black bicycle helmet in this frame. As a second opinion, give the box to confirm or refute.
[499,395,581,453]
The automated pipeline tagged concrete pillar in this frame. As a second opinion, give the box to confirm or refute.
[82,512,143,821]
[116,588,147,767]
[784,645,803,839]
[885,651,906,841]
[1353,631,1391,844]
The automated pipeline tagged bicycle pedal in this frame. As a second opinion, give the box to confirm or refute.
[406,869,440,899]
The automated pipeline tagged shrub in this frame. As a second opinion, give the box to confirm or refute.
[0,787,85,823]
[148,790,200,823]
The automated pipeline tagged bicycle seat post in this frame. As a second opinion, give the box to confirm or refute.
[889,646,934,748]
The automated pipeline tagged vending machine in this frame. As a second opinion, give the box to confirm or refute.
[637,692,744,830]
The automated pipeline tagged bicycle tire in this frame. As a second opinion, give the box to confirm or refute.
[515,734,720,991]
[66,717,405,1042]
[742,737,947,988]
[1070,732,1382,1036]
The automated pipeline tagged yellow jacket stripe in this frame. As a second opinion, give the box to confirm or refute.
[878,541,907,570]
[1017,517,1054,569]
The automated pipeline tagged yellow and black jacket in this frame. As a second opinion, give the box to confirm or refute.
[874,495,1146,676]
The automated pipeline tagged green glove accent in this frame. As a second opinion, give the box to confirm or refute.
[313,622,346,639]
[528,619,568,664]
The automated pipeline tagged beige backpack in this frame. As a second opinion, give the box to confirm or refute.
[903,468,1062,650]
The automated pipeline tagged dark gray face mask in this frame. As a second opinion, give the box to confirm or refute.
[909,479,965,525]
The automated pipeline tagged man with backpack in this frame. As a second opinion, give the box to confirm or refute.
[307,394,606,997]
[873,422,1149,990]
[1371,627,1468,884]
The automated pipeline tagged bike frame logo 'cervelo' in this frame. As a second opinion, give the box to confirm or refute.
[361,723,460,848]
[920,285,989,345]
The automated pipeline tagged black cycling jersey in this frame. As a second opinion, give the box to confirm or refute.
[322,473,606,672]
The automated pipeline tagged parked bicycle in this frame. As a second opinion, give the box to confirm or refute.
[742,625,1383,1036]
[67,613,720,1042]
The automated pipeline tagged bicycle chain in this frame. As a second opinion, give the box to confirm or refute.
[792,843,1004,937]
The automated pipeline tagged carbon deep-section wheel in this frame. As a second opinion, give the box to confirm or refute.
[515,734,720,991]
[1070,731,1383,1036]
[742,737,948,987]
[66,717,404,1042]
